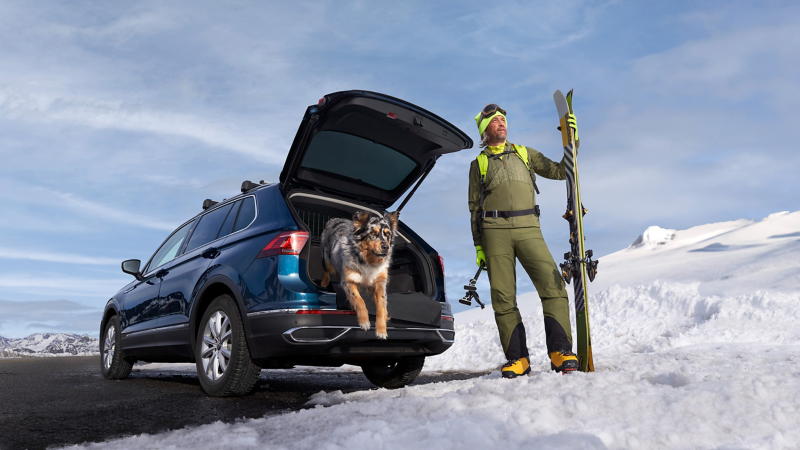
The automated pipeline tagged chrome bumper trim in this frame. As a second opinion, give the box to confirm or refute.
[282,326,455,344]
[247,308,304,317]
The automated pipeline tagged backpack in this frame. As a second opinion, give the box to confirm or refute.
[476,143,540,200]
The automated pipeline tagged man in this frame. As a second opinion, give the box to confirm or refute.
[468,104,580,378]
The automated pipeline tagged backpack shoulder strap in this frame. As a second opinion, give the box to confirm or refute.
[511,143,539,195]
[476,153,488,182]
[512,144,530,170]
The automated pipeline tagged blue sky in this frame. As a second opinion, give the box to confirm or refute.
[1,1,799,338]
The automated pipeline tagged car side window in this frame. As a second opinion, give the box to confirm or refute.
[217,200,242,240]
[185,202,235,252]
[233,197,256,233]
[147,220,195,273]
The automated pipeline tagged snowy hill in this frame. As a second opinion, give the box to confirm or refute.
[0,333,99,357]
[56,211,800,449]
[595,210,800,296]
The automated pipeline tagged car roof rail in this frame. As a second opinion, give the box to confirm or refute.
[202,199,218,210]
[241,180,271,193]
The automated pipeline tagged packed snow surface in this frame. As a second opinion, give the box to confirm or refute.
[61,211,800,449]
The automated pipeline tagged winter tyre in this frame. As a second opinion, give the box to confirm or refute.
[195,294,260,397]
[100,315,133,380]
[361,356,425,389]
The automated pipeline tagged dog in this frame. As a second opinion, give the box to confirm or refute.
[320,210,399,339]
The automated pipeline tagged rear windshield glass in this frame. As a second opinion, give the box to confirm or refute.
[301,131,417,190]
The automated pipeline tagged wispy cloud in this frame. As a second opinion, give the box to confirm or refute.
[0,247,121,265]
[0,180,177,231]
[0,299,100,338]
[0,274,128,297]
[0,88,281,162]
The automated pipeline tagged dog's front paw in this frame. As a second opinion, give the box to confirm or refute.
[376,330,388,340]
[359,321,370,331]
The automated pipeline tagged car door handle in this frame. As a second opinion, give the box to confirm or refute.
[202,247,220,259]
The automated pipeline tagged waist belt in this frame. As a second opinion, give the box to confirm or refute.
[481,206,540,219]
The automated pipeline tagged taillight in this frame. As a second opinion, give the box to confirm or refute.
[387,112,398,119]
[437,255,445,277]
[441,315,453,322]
[257,231,309,258]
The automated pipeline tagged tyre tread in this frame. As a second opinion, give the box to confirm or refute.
[101,316,133,380]
[362,356,425,389]
[197,295,260,397]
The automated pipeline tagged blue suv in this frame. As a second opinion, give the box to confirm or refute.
[100,91,473,396]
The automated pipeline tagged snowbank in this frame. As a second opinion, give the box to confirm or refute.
[60,282,800,450]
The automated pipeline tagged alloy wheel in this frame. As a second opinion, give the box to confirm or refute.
[201,311,232,381]
[103,325,115,369]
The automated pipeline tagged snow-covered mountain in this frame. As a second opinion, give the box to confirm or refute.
[595,210,800,296]
[0,333,99,357]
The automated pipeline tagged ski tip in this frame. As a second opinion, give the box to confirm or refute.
[566,89,574,113]
[553,90,570,118]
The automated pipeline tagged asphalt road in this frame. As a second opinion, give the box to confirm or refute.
[0,356,485,450]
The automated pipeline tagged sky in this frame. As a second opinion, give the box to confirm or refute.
[1,0,799,338]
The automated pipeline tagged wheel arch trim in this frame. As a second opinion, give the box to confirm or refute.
[188,274,251,355]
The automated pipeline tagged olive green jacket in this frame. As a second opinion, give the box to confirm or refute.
[468,141,571,246]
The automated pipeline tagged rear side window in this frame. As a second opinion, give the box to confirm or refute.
[218,200,242,239]
[233,197,256,233]
[185,203,235,252]
[147,220,195,272]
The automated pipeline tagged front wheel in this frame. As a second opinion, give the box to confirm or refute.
[361,356,425,389]
[100,315,133,380]
[195,294,260,397]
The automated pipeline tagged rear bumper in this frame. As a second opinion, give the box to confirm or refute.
[246,310,454,366]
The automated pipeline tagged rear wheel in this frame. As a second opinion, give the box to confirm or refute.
[100,315,133,380]
[361,356,425,389]
[195,294,260,397]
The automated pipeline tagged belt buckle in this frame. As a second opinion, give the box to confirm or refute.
[492,210,498,219]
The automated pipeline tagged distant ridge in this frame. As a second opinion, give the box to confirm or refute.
[0,333,99,357]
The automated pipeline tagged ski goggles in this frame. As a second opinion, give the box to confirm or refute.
[477,104,506,123]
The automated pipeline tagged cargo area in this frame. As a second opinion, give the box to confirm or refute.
[288,191,441,325]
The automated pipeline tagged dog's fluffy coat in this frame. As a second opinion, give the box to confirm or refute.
[320,211,399,339]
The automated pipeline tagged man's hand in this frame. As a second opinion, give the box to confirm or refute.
[476,245,486,267]
[567,113,578,141]
[557,113,579,142]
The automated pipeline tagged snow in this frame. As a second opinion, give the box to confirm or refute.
[59,211,800,449]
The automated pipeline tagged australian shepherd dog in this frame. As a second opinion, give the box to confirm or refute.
[320,211,399,339]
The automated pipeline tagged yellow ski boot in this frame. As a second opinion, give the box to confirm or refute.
[501,357,531,378]
[549,350,579,373]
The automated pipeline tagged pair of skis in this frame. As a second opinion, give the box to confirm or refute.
[554,89,596,372]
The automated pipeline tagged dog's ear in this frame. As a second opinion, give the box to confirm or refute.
[385,211,399,231]
[352,211,370,234]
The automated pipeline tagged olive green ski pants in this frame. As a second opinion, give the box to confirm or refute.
[482,227,573,359]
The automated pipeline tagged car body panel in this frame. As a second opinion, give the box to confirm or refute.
[119,275,161,334]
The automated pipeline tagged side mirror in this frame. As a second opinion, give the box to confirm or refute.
[121,259,144,281]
